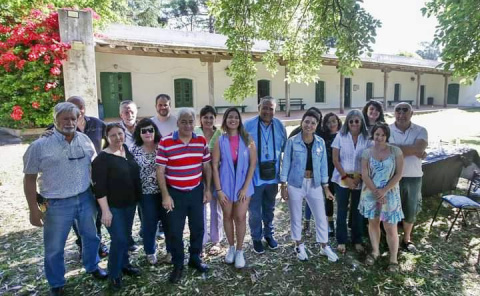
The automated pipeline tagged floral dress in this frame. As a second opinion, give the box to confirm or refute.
[358,145,404,224]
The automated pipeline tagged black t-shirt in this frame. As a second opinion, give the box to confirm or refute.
[305,141,313,171]
[92,145,141,208]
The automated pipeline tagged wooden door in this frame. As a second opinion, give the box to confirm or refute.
[100,72,132,118]
[257,80,270,103]
[447,83,459,104]
[344,78,351,108]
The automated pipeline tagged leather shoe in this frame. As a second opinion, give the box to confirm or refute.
[188,259,209,273]
[169,265,184,284]
[88,267,108,280]
[109,277,123,291]
[50,286,65,296]
[122,265,141,276]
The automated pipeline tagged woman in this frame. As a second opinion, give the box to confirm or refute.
[131,118,169,265]
[280,110,338,262]
[194,105,223,253]
[320,113,343,237]
[92,123,142,290]
[212,107,256,268]
[362,100,385,134]
[332,109,371,254]
[359,123,404,271]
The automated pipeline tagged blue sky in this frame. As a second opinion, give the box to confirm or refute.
[361,0,438,54]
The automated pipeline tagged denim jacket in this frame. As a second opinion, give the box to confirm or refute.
[280,133,328,188]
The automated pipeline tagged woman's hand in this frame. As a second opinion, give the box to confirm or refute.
[238,188,248,202]
[280,184,289,201]
[374,188,387,204]
[217,191,228,207]
[101,208,113,227]
[162,195,174,212]
[345,177,357,190]
[324,187,335,201]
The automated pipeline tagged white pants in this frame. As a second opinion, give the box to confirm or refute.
[287,178,328,243]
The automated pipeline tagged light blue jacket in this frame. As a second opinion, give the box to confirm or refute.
[280,133,329,188]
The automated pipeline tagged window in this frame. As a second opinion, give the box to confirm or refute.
[257,80,270,103]
[315,81,326,103]
[394,83,401,101]
[366,82,373,101]
[174,78,193,107]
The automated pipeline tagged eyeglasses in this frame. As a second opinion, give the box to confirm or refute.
[68,146,85,160]
[141,127,154,134]
[348,119,360,124]
[395,107,410,113]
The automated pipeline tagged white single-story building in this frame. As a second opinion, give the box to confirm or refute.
[58,10,480,118]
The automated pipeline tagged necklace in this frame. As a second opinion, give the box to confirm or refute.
[261,123,272,159]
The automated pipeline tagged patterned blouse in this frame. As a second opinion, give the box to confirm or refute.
[131,144,160,194]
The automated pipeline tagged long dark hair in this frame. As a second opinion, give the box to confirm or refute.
[321,112,342,136]
[199,105,217,130]
[103,122,125,149]
[133,118,161,146]
[362,100,385,127]
[221,107,251,145]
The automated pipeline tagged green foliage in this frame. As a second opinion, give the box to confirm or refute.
[128,0,167,28]
[209,0,381,102]
[416,41,440,61]
[164,0,212,31]
[423,0,480,81]
[397,51,422,59]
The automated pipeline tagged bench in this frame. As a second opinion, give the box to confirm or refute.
[387,100,414,107]
[278,98,306,111]
[214,105,247,113]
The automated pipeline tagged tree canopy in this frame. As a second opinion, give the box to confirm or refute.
[422,0,480,82]
[209,0,381,102]
[416,41,440,61]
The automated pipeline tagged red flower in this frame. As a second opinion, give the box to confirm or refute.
[10,105,24,121]
[52,94,61,101]
[32,101,40,109]
[15,59,26,70]
[50,66,61,76]
[44,82,57,91]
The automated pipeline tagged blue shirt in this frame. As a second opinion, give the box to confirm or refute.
[23,130,96,199]
[280,133,329,188]
[244,115,287,186]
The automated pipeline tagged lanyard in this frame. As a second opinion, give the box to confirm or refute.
[257,119,276,161]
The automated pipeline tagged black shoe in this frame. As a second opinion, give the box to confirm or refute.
[50,286,65,296]
[265,237,279,250]
[109,277,123,291]
[252,240,265,254]
[402,241,417,253]
[122,265,141,276]
[128,244,140,253]
[188,258,209,273]
[98,242,109,258]
[88,267,108,280]
[169,265,184,284]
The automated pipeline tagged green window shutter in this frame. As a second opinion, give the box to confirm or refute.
[315,81,325,103]
[366,82,373,101]
[394,83,401,101]
[447,83,459,104]
[174,78,193,107]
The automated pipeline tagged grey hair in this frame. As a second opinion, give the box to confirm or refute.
[394,102,413,111]
[258,96,277,108]
[177,107,196,121]
[53,102,80,120]
[340,109,369,138]
[119,100,137,113]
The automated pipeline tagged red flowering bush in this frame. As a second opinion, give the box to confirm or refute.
[0,7,72,128]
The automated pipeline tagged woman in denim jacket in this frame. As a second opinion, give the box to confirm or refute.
[280,110,338,262]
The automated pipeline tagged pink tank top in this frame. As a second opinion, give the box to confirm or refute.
[229,134,239,165]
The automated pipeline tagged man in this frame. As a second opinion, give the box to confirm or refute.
[119,100,138,148]
[156,108,212,284]
[389,103,428,253]
[23,102,107,296]
[151,94,178,137]
[244,96,287,254]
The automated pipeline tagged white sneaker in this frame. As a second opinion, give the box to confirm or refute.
[146,254,157,265]
[295,243,308,261]
[320,245,339,262]
[225,246,236,264]
[234,250,246,268]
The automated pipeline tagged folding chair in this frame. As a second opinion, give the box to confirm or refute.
[430,170,480,240]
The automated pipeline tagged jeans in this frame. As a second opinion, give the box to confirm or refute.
[43,189,100,288]
[139,194,160,255]
[167,184,204,267]
[106,205,136,279]
[73,203,103,247]
[335,184,363,244]
[248,183,278,241]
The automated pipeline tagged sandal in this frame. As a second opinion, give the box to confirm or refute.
[387,262,399,272]
[365,253,379,266]
[337,244,346,254]
[354,244,365,254]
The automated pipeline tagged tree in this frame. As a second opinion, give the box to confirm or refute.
[397,51,422,59]
[128,0,167,27]
[163,0,213,32]
[422,0,480,82]
[209,0,381,102]
[415,41,440,61]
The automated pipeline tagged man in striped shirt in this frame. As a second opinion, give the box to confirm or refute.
[156,108,212,284]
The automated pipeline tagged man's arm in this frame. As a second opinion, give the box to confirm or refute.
[156,165,174,211]
[396,139,427,158]
[23,174,43,227]
[202,162,212,203]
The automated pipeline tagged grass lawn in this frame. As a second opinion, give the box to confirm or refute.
[0,108,479,295]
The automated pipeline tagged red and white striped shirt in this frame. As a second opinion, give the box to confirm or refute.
[156,131,211,191]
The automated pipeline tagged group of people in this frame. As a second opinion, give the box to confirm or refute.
[23,95,427,295]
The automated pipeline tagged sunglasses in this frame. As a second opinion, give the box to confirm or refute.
[140,127,154,134]
[395,107,410,113]
[348,119,360,124]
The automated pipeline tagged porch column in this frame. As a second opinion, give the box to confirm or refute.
[208,61,215,106]
[443,74,449,107]
[382,68,390,109]
[59,9,98,117]
[415,71,421,109]
[339,74,344,114]
[285,65,291,117]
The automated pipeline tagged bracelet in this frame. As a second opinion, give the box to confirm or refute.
[341,175,348,180]
[216,189,222,192]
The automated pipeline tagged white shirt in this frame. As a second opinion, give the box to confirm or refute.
[389,122,428,177]
[331,132,372,189]
[151,114,178,138]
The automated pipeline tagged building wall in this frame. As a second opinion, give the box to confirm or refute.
[95,52,479,118]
